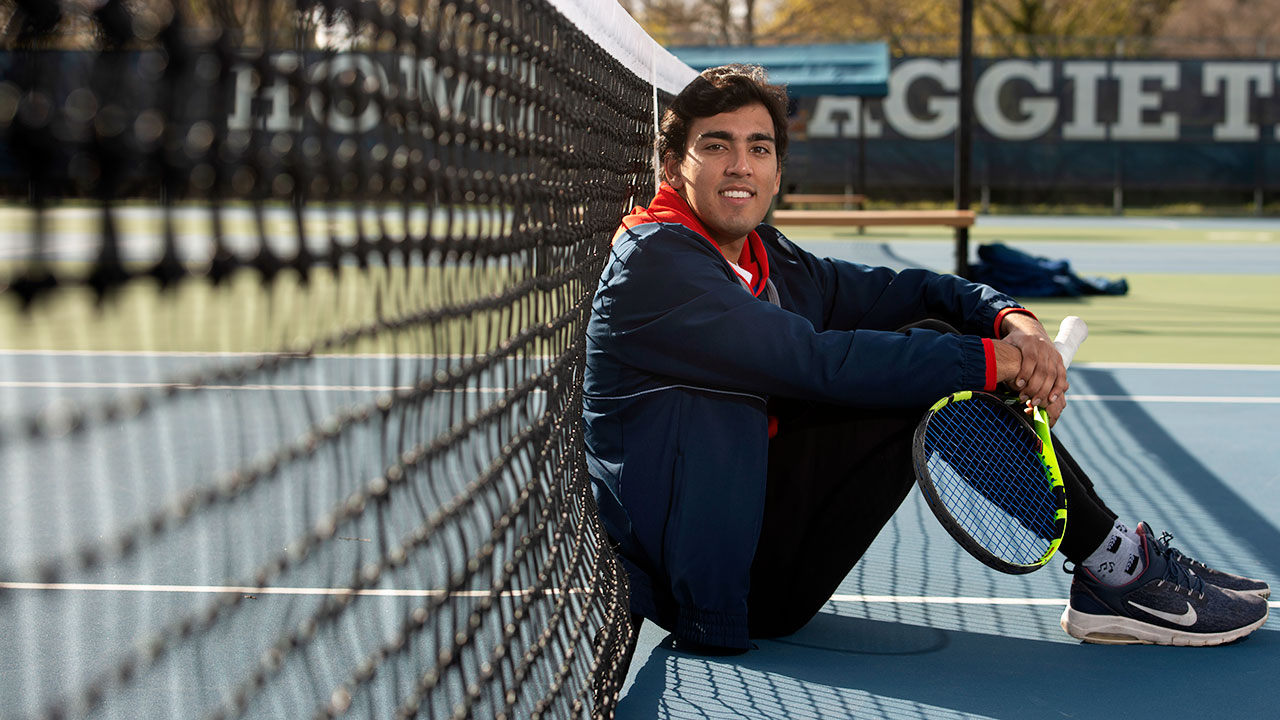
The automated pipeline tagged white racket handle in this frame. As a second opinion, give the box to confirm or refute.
[1053,316,1089,370]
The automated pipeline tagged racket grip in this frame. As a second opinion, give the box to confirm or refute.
[1053,316,1089,370]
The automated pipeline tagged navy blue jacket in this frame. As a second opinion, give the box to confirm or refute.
[583,194,1026,648]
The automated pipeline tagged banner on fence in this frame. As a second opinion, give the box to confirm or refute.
[789,57,1280,193]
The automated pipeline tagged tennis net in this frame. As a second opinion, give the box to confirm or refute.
[0,0,693,718]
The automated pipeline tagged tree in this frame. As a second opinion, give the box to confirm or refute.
[1156,0,1280,56]
[975,0,1179,56]
[762,0,958,53]
[759,0,1182,55]
[622,0,762,46]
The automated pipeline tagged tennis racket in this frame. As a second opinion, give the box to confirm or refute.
[911,316,1089,574]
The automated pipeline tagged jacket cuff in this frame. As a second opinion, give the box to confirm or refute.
[958,334,992,392]
[993,307,1036,338]
[981,338,998,392]
[677,606,750,649]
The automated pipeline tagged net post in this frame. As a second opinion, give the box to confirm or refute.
[954,0,975,278]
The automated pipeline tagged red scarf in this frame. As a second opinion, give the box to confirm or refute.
[613,183,771,298]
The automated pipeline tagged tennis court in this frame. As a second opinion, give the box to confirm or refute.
[3,215,1276,719]
[614,218,1280,719]
[3,0,1278,718]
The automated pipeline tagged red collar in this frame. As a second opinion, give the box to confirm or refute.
[614,183,770,297]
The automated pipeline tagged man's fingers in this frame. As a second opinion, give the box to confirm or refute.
[1019,366,1051,404]
[1047,392,1068,426]
[998,337,1069,405]
[1015,357,1037,397]
[1048,377,1070,404]
[1019,357,1064,407]
[1023,393,1067,425]
[1004,331,1070,422]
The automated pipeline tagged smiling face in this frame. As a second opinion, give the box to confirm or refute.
[663,102,781,251]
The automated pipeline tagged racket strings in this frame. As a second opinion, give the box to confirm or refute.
[924,398,1060,565]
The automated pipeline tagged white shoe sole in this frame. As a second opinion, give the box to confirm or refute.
[1060,604,1269,646]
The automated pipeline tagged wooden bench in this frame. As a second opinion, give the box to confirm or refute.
[780,193,867,208]
[770,209,976,228]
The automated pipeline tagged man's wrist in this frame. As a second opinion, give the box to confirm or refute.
[995,307,1038,338]
[989,338,1023,386]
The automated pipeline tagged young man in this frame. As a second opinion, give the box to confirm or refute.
[583,65,1268,654]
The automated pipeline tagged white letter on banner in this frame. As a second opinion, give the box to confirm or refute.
[885,59,957,140]
[308,54,387,134]
[1111,62,1180,141]
[265,54,303,132]
[807,97,883,138]
[1062,61,1108,140]
[227,56,302,132]
[974,60,1056,141]
[1202,63,1273,141]
[227,63,254,131]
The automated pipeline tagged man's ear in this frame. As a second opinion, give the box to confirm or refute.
[662,153,684,189]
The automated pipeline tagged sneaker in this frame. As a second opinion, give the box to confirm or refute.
[1154,529,1271,599]
[1061,522,1269,646]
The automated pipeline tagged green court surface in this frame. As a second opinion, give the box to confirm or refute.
[1019,275,1280,365]
[0,264,572,356]
[777,218,1280,245]
[6,214,1277,364]
[774,218,1280,365]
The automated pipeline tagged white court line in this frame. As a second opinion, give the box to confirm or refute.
[4,583,1275,609]
[0,581,556,598]
[2,352,1277,371]
[1076,362,1280,372]
[830,594,1064,606]
[1,380,1274,403]
[832,595,1280,609]
[0,381,531,393]
[1069,394,1280,405]
[0,349,555,360]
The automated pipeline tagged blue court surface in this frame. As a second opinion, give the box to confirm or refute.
[2,216,1278,719]
[787,215,1280,275]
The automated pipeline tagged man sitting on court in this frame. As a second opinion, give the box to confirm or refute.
[582,64,1268,654]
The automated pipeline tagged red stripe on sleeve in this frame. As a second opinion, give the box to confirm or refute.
[982,338,998,392]
[993,307,1037,338]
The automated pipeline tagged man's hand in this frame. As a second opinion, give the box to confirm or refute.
[991,313,1069,425]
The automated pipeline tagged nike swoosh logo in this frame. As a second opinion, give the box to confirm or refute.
[1127,600,1198,627]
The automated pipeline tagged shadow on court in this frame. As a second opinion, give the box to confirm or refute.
[618,614,1279,720]
[1080,370,1280,585]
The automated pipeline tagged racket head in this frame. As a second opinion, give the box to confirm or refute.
[911,391,1067,574]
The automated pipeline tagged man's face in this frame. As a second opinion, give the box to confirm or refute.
[664,103,781,247]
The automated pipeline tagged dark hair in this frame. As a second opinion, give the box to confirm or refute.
[658,64,789,166]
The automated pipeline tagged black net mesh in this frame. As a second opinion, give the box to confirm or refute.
[0,0,666,717]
